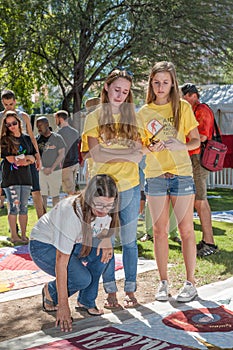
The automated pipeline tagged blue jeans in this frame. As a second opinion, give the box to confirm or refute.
[102,185,140,293]
[4,185,31,215]
[29,239,107,308]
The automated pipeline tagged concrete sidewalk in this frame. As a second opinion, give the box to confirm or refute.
[1,277,233,350]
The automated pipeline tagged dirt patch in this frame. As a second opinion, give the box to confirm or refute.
[3,266,226,343]
[1,270,161,342]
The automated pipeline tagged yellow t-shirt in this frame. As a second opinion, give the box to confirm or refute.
[137,100,199,178]
[82,108,140,192]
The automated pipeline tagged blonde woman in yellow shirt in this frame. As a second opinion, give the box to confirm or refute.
[137,61,200,303]
[82,69,143,309]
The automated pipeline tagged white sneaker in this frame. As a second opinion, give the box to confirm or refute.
[155,280,169,301]
[176,281,198,302]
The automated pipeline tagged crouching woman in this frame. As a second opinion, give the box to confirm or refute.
[29,174,119,332]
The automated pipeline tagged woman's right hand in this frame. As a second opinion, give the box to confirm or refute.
[148,140,165,152]
[55,304,73,332]
[55,250,72,332]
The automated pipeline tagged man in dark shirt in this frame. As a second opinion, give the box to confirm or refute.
[54,110,80,194]
[36,116,66,209]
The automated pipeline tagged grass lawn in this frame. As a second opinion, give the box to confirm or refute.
[136,188,233,289]
[0,188,232,290]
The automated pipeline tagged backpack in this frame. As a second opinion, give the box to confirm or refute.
[196,103,228,172]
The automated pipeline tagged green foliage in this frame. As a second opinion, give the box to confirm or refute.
[0,0,233,113]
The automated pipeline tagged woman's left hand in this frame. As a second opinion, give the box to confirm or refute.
[15,155,35,166]
[25,155,36,164]
[97,238,113,263]
[164,137,186,151]
[15,158,27,167]
[55,304,73,332]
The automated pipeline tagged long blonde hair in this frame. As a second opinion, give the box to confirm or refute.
[98,69,140,144]
[146,61,181,131]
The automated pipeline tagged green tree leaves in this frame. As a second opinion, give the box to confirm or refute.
[0,0,232,114]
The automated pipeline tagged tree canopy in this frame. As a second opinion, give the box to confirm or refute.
[0,0,233,117]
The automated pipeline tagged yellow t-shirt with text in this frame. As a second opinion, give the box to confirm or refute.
[82,108,140,192]
[137,100,199,178]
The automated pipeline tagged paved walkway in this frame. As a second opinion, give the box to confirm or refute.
[1,277,233,349]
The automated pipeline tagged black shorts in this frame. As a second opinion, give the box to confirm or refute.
[30,163,40,192]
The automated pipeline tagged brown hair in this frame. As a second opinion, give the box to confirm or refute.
[1,89,16,100]
[0,111,22,154]
[55,110,69,120]
[98,69,140,144]
[72,174,119,257]
[85,97,100,114]
[146,61,181,131]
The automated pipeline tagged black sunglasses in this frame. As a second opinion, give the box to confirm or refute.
[5,120,18,128]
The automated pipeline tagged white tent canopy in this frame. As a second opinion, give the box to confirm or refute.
[200,84,233,135]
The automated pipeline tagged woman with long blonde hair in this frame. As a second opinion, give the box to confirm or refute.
[82,69,143,309]
[138,61,200,302]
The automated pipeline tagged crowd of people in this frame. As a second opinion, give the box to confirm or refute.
[0,61,218,331]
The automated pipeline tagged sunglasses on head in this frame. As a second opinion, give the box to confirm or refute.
[5,120,18,128]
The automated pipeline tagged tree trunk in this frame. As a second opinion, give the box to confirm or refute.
[72,88,83,132]
[71,61,86,132]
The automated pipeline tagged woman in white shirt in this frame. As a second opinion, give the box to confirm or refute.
[29,174,119,332]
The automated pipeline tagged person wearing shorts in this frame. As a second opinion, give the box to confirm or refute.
[137,61,200,303]
[191,154,208,201]
[54,110,80,195]
[182,83,218,257]
[36,116,66,210]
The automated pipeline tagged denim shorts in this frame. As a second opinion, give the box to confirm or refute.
[145,175,195,197]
